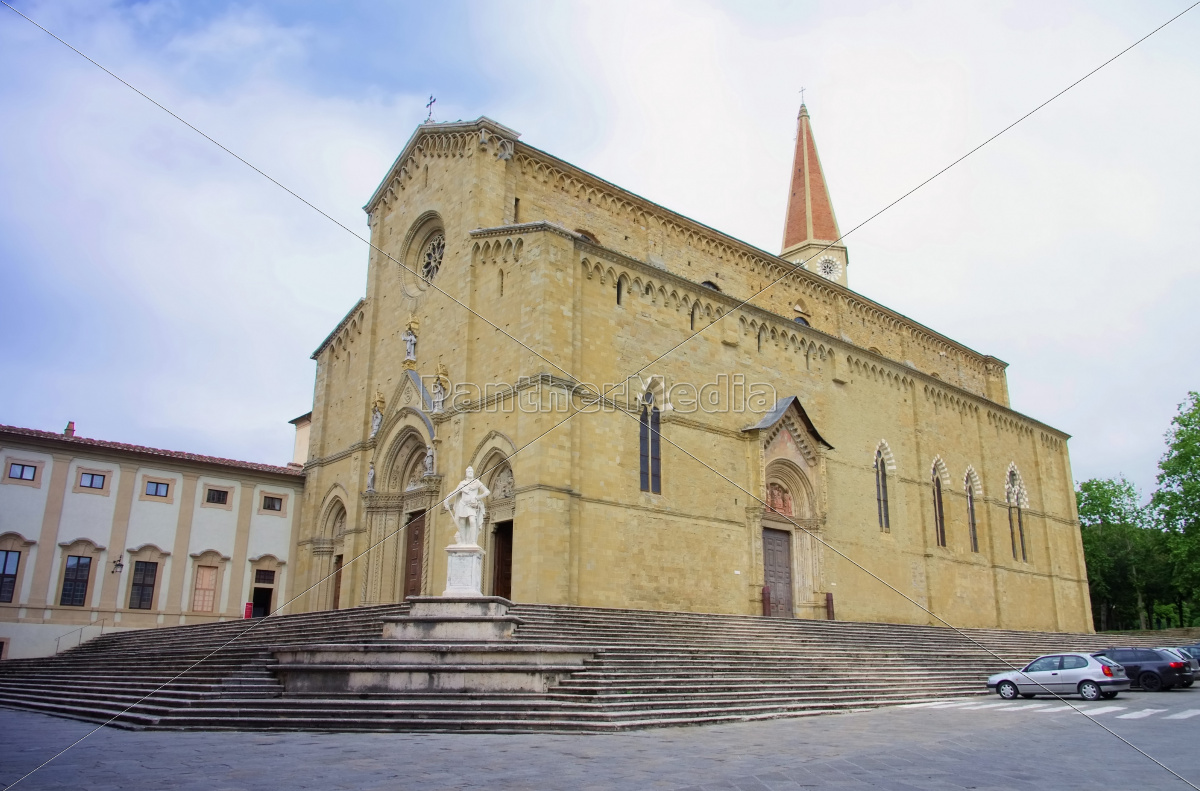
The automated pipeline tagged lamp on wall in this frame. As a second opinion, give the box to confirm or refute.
[111,558,124,574]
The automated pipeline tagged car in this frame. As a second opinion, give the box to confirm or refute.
[987,653,1129,701]
[1177,645,1200,664]
[1093,647,1195,692]
[1156,647,1198,686]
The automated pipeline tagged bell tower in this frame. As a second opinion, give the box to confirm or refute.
[781,104,848,286]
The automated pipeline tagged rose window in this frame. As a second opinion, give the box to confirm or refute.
[421,234,445,282]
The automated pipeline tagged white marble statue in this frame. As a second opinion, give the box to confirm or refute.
[432,379,446,413]
[402,328,418,361]
[366,462,376,492]
[370,405,383,438]
[442,466,490,546]
[423,445,435,476]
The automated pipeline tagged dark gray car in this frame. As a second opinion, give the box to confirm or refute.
[1094,647,1194,691]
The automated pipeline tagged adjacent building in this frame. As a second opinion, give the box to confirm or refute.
[0,424,302,658]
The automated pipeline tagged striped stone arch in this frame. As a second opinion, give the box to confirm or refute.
[874,439,897,473]
[930,455,951,486]
[963,465,983,497]
[1005,462,1030,508]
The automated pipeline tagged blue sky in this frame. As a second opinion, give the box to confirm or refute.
[2,0,1198,499]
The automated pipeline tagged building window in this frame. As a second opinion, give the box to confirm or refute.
[639,393,661,494]
[8,463,36,482]
[79,472,105,489]
[206,488,228,505]
[794,317,810,326]
[420,233,445,282]
[59,556,92,607]
[255,569,276,585]
[145,481,169,498]
[1007,468,1027,562]
[932,471,946,547]
[262,496,283,512]
[701,280,720,291]
[966,479,979,553]
[192,565,217,613]
[129,561,158,609]
[616,279,624,306]
[874,450,890,533]
[0,550,20,603]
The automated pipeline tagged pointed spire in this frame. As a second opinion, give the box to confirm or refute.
[782,104,841,253]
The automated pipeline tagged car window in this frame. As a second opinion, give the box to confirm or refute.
[1062,655,1088,670]
[1094,655,1119,667]
[1025,656,1061,672]
[1158,648,1184,660]
[1111,649,1136,662]
[1139,649,1165,662]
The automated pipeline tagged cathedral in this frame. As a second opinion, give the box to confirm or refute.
[291,107,1091,632]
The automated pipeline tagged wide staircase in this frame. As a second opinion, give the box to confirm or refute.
[0,605,1174,733]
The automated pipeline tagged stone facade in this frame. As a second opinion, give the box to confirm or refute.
[292,114,1090,632]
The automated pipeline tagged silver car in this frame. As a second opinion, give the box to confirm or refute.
[987,653,1130,701]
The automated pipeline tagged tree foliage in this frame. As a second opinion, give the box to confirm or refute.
[1079,392,1200,631]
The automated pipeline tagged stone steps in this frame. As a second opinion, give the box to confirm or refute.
[0,601,1171,733]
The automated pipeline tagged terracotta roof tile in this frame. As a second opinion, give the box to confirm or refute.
[0,425,304,478]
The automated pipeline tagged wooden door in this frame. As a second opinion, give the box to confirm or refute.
[762,528,794,618]
[330,555,343,610]
[492,521,513,600]
[403,513,425,598]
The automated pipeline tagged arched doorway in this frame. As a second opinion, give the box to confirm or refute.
[761,462,817,618]
[486,462,515,599]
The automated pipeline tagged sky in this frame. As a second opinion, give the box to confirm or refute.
[1,0,1197,501]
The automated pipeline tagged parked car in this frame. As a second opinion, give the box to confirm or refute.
[1156,647,1198,686]
[1093,647,1194,691]
[1177,645,1200,662]
[987,653,1129,701]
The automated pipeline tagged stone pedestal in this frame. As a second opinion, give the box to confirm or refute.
[443,544,484,597]
[271,596,596,695]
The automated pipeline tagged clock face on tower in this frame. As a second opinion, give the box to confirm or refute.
[818,257,841,280]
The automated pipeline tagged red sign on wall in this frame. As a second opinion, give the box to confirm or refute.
[244,602,254,619]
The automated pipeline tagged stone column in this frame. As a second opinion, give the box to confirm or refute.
[225,481,256,617]
[26,454,73,610]
[97,463,139,613]
[165,473,199,617]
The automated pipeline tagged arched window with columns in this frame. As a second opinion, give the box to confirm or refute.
[874,447,891,533]
[932,467,946,547]
[1006,466,1028,562]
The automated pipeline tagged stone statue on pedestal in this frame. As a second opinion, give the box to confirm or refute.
[442,466,490,546]
[423,445,435,476]
[366,463,376,492]
[402,328,418,361]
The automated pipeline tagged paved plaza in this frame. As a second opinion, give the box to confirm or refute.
[2,691,1199,790]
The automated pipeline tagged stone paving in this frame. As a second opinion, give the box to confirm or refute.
[2,693,1199,790]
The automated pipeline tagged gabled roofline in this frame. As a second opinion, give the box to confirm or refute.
[311,298,366,360]
[743,396,834,449]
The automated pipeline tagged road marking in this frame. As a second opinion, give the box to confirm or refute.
[1082,706,1126,716]
[1116,709,1167,719]
[899,700,974,708]
[1035,705,1075,713]
[924,701,982,709]
[961,702,1013,710]
[995,703,1050,711]
[1163,709,1200,720]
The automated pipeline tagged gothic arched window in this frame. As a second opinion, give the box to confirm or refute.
[616,279,624,306]
[874,449,890,533]
[932,468,946,547]
[1007,468,1027,562]
[966,476,979,553]
[639,392,661,494]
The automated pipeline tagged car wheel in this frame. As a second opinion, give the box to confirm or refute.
[997,681,1019,700]
[1101,691,1119,699]
[1079,681,1102,701]
[1140,672,1164,692]
[1020,693,1036,699]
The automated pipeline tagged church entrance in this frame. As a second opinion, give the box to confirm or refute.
[251,585,273,618]
[403,512,425,598]
[491,520,513,599]
[762,528,794,618]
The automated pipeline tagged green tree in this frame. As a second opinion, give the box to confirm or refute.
[1151,391,1200,624]
[1077,477,1154,630]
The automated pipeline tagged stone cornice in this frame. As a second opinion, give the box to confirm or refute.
[311,298,367,360]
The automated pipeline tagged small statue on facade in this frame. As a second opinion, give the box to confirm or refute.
[366,462,376,492]
[423,445,435,476]
[402,327,418,361]
[442,466,490,546]
[369,398,383,438]
[432,379,446,413]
